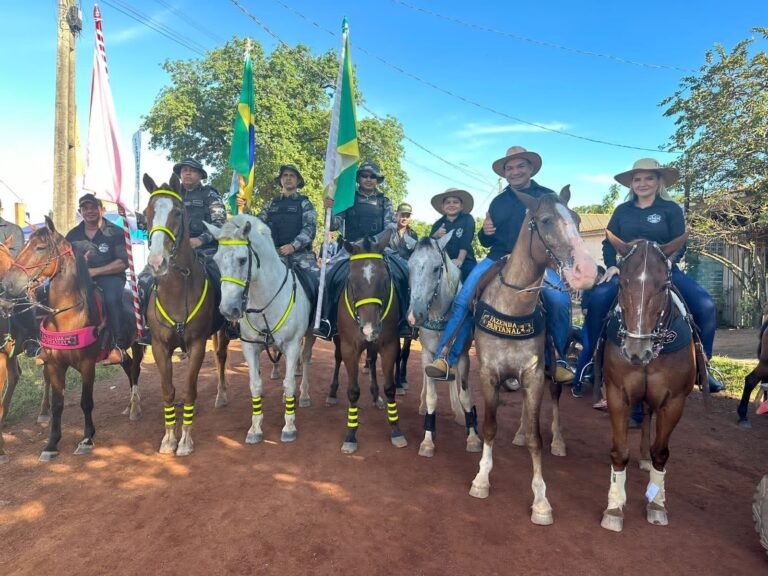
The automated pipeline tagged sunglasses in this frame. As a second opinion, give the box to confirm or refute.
[359,173,377,179]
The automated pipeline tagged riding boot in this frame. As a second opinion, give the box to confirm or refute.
[707,372,726,393]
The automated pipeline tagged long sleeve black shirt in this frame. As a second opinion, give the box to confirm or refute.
[430,212,476,263]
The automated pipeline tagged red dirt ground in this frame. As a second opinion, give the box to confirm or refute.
[1,335,766,576]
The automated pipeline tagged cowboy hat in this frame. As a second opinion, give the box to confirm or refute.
[274,164,305,188]
[491,146,542,178]
[614,158,680,188]
[357,161,385,182]
[172,157,208,179]
[431,188,475,215]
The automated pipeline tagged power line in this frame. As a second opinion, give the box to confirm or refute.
[151,0,226,45]
[266,0,672,154]
[387,0,695,73]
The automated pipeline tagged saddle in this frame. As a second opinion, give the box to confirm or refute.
[291,263,319,330]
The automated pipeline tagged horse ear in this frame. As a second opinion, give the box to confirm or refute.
[203,221,221,240]
[242,220,252,238]
[511,189,537,213]
[143,173,157,193]
[44,216,57,233]
[371,228,393,253]
[170,173,182,193]
[606,230,631,257]
[436,228,454,251]
[559,185,571,206]
[660,231,688,260]
[342,239,355,254]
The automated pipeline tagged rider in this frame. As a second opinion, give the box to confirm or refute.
[424,146,574,382]
[65,194,128,365]
[429,188,477,281]
[0,199,24,258]
[137,157,227,344]
[389,202,419,260]
[584,158,726,393]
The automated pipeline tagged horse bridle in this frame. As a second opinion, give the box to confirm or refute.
[344,253,394,331]
[218,237,262,317]
[11,235,73,293]
[422,241,456,330]
[147,189,186,267]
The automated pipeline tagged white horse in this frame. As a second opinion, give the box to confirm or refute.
[407,233,482,457]
[206,216,315,443]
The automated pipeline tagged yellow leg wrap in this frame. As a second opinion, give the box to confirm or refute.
[347,406,359,428]
[252,396,262,416]
[387,401,399,423]
[183,404,194,426]
[164,405,176,427]
[285,396,296,415]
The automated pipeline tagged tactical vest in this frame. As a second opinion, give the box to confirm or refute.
[266,195,305,248]
[182,185,214,238]
[344,194,385,241]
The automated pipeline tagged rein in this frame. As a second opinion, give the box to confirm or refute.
[344,253,394,329]
[422,242,456,331]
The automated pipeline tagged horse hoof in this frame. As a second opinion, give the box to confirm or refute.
[0,454,9,465]
[738,419,752,429]
[512,434,526,447]
[214,394,229,409]
[341,441,358,454]
[245,432,263,444]
[646,503,668,526]
[391,435,408,449]
[375,398,385,410]
[299,398,311,408]
[531,508,554,526]
[159,441,178,454]
[639,459,653,471]
[418,442,435,457]
[469,483,489,499]
[395,388,406,396]
[74,441,94,455]
[281,430,297,443]
[601,508,624,532]
[325,396,338,406]
[175,445,194,457]
[551,443,567,457]
[38,451,59,462]
[466,438,483,453]
[37,415,51,425]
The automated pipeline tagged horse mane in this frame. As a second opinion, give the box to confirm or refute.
[416,237,434,249]
[70,240,100,326]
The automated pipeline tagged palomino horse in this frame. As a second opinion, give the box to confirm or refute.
[331,232,407,454]
[469,188,597,526]
[600,232,697,532]
[143,174,229,456]
[206,215,315,443]
[1,218,144,461]
[407,233,482,457]
[737,319,768,428]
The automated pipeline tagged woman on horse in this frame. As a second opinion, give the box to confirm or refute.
[429,188,477,282]
[584,158,725,392]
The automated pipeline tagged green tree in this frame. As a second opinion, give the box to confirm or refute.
[142,36,407,222]
[573,184,620,214]
[660,28,768,322]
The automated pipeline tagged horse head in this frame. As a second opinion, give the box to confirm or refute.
[2,216,69,297]
[407,231,456,327]
[143,173,187,276]
[343,229,394,342]
[514,185,597,291]
[608,230,688,365]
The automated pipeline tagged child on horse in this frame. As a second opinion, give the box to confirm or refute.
[429,188,477,282]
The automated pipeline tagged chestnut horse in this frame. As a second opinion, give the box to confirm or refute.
[600,232,697,532]
[1,218,144,461]
[143,174,229,456]
[468,188,597,526]
[331,232,407,454]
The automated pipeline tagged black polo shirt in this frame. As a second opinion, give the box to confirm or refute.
[430,212,476,263]
[65,219,129,270]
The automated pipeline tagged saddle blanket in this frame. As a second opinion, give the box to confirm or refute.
[474,301,544,339]
[39,322,99,350]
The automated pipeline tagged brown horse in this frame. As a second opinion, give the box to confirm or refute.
[737,319,768,428]
[1,217,144,461]
[331,232,407,454]
[143,174,229,456]
[600,231,697,532]
[468,188,597,526]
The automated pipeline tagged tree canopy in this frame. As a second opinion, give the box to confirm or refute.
[142,37,408,215]
[573,184,620,214]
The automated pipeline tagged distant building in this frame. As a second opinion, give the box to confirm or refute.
[577,213,611,267]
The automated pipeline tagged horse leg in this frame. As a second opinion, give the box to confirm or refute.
[522,372,553,525]
[40,362,67,461]
[601,383,631,532]
[213,328,230,408]
[513,399,528,447]
[457,353,481,453]
[398,336,412,390]
[38,368,51,425]
[418,372,437,457]
[470,366,499,499]
[242,341,264,444]
[326,336,342,406]
[738,362,768,428]
[549,377,567,457]
[646,396,686,527]
[381,340,407,448]
[270,351,281,380]
[341,340,362,454]
[639,403,653,471]
[280,340,301,442]
[176,341,206,456]
[154,343,178,455]
[369,345,384,409]
[121,343,144,421]
[74,359,97,456]
[298,334,315,408]
[0,354,8,463]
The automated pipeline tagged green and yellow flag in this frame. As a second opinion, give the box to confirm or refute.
[323,18,359,215]
[228,48,255,213]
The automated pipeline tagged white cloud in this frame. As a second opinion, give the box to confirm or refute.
[580,174,616,185]
[456,122,569,138]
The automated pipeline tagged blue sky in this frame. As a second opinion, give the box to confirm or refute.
[0,0,764,223]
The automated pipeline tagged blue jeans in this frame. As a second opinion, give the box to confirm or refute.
[435,259,571,366]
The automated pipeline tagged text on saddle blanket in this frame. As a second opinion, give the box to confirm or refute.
[474,301,545,339]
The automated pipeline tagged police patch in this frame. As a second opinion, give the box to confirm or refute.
[98,243,109,253]
[456,228,464,238]
[647,213,662,224]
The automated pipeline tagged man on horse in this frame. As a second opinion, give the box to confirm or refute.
[137,157,227,344]
[0,199,24,257]
[424,146,574,382]
[315,160,410,340]
[64,193,129,365]
[389,202,419,260]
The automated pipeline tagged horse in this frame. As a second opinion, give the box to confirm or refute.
[737,319,768,428]
[329,232,407,454]
[599,231,698,532]
[407,232,482,457]
[142,173,230,456]
[468,187,597,526]
[1,217,144,461]
[205,215,315,443]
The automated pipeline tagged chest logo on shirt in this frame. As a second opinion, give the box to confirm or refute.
[647,214,662,224]
[98,243,109,253]
[455,228,464,238]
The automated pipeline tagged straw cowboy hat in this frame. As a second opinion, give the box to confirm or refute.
[173,157,208,179]
[431,188,475,215]
[614,158,680,188]
[491,146,542,178]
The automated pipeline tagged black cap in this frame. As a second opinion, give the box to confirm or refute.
[274,164,305,188]
[357,161,384,182]
[172,158,208,179]
[78,193,103,208]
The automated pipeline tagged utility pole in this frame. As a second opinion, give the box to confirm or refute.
[53,0,81,232]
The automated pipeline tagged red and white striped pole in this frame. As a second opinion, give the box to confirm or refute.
[94,5,143,338]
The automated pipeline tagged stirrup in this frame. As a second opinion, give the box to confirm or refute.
[425,358,455,381]
[313,319,333,341]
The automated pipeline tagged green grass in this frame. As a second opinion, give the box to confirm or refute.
[710,356,755,399]
[3,357,120,425]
